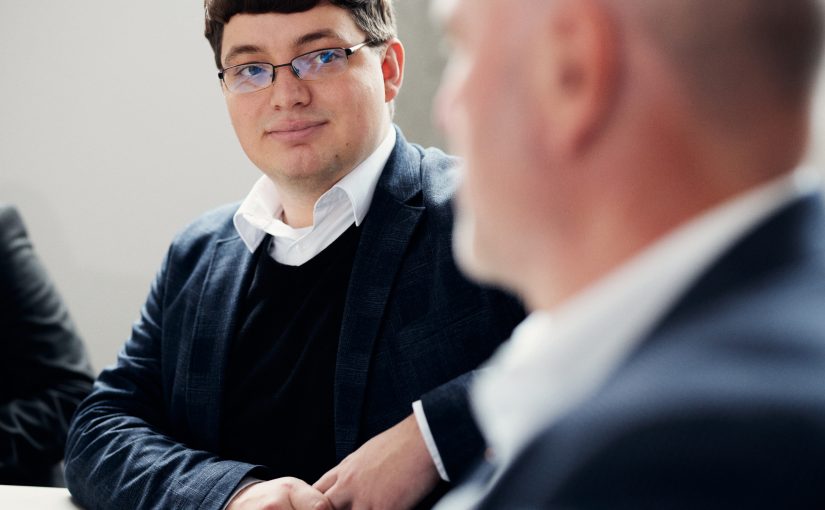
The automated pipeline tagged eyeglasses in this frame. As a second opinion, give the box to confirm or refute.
[219,41,373,94]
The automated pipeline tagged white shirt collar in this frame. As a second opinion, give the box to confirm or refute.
[472,168,819,467]
[233,128,396,266]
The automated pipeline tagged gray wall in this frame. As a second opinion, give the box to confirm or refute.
[1,1,823,371]
[395,0,446,149]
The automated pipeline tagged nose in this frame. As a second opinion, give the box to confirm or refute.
[434,74,457,137]
[268,67,311,110]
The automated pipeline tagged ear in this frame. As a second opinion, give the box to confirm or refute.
[381,39,405,102]
[539,0,618,155]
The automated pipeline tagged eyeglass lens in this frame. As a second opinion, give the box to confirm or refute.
[224,48,350,93]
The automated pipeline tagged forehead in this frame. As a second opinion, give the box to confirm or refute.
[221,4,364,60]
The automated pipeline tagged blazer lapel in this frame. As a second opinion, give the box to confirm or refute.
[186,235,257,451]
[638,194,825,356]
[334,131,425,458]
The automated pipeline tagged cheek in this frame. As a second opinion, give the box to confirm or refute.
[329,73,386,134]
[444,84,520,219]
[453,167,517,287]
[226,98,258,143]
[337,60,384,101]
[454,63,525,164]
[437,55,476,148]
[462,111,545,246]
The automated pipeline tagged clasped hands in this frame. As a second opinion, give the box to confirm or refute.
[227,414,440,510]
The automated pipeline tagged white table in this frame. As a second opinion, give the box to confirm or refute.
[0,485,83,509]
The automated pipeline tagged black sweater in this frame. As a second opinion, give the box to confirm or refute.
[220,225,361,483]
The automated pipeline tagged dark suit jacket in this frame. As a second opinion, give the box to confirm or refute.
[0,204,94,486]
[474,195,825,509]
[64,129,523,509]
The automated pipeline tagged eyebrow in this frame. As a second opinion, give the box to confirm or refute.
[294,29,343,48]
[223,29,346,67]
[223,44,266,66]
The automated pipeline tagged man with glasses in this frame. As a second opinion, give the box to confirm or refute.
[63,1,521,509]
[433,0,825,507]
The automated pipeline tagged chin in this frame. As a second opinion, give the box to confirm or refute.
[260,156,335,184]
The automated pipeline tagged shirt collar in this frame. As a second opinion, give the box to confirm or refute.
[233,128,396,253]
[335,127,397,227]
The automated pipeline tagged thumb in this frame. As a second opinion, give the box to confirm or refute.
[313,469,338,493]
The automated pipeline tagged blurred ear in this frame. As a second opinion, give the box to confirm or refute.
[381,39,405,102]
[538,0,619,155]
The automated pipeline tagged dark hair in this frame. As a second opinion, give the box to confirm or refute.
[204,0,397,69]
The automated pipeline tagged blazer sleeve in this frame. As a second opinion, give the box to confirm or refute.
[419,372,486,481]
[419,293,524,482]
[63,244,260,510]
[0,205,94,485]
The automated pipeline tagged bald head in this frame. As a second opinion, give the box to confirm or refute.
[619,0,824,112]
[435,0,825,307]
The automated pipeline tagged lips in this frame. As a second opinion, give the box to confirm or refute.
[264,119,328,142]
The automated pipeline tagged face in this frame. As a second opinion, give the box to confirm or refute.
[220,4,402,193]
[435,0,552,291]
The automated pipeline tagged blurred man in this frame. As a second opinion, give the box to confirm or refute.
[435,0,825,507]
[64,1,521,509]
[0,204,94,486]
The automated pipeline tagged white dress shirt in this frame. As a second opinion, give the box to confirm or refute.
[436,169,818,509]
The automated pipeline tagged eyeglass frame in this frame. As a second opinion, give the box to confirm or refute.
[218,40,377,94]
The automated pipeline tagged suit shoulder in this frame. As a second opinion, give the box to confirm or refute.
[0,204,26,252]
[0,203,20,224]
[169,202,241,254]
[415,144,461,208]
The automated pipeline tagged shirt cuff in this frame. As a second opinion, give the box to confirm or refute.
[412,399,451,482]
[223,476,262,510]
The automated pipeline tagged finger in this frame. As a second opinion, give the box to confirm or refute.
[313,469,338,493]
[288,482,333,510]
[322,484,349,510]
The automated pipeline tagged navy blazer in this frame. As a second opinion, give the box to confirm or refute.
[0,204,93,486]
[472,195,825,509]
[64,130,523,509]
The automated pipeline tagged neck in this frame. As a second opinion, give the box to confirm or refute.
[272,161,356,229]
[279,191,319,228]
[523,129,801,312]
